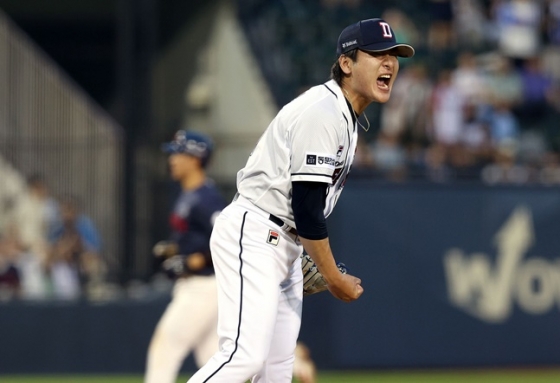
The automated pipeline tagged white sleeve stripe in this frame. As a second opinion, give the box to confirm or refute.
[291,174,333,183]
[291,172,331,178]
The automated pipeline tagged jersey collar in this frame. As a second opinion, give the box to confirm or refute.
[324,80,356,128]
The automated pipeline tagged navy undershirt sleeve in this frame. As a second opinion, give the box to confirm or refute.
[291,181,328,240]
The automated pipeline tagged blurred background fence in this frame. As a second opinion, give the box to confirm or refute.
[0,9,124,279]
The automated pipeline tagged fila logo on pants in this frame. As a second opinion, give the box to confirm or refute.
[267,230,279,246]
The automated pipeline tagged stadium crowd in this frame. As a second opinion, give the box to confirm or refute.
[0,173,106,302]
[237,0,560,184]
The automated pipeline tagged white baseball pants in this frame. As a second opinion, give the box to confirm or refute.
[145,275,219,383]
[187,197,304,383]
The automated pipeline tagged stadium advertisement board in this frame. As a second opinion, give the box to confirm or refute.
[306,181,560,368]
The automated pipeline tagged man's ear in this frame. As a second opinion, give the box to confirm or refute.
[339,55,353,75]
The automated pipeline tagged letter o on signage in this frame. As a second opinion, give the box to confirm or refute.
[515,259,555,314]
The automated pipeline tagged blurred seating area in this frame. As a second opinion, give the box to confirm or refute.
[236,0,560,185]
[0,8,127,299]
[0,160,170,304]
[0,162,109,303]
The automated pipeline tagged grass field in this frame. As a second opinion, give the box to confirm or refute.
[2,370,560,383]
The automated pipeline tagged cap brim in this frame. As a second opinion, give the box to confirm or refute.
[161,143,206,159]
[162,143,188,154]
[361,42,415,58]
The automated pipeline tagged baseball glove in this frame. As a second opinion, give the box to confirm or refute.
[161,255,188,278]
[152,240,187,278]
[301,253,348,296]
[152,240,179,258]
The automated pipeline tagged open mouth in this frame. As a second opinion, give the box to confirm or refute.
[377,74,391,90]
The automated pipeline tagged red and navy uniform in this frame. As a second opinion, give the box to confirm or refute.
[169,181,226,276]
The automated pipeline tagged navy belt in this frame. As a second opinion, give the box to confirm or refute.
[269,214,298,236]
[234,193,298,236]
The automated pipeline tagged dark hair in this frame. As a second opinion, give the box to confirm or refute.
[330,49,359,86]
[27,173,46,187]
[59,194,82,212]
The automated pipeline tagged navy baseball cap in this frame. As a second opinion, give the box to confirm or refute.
[162,130,213,166]
[337,18,415,58]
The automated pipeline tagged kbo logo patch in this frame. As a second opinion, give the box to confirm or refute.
[306,155,317,165]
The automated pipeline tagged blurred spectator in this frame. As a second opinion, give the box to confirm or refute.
[460,103,493,166]
[369,131,408,181]
[452,0,490,49]
[546,0,560,44]
[381,63,432,143]
[515,56,555,125]
[428,69,466,150]
[451,51,487,105]
[542,0,560,81]
[487,101,520,148]
[491,0,544,59]
[47,195,104,300]
[450,52,492,174]
[11,174,59,264]
[428,0,456,51]
[484,56,523,107]
[0,157,25,235]
[8,174,60,299]
[0,234,21,301]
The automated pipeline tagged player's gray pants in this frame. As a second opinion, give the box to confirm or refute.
[187,197,303,383]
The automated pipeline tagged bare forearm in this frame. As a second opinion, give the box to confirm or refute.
[299,236,343,285]
[299,236,363,302]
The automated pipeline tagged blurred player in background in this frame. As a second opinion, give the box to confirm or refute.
[145,130,227,383]
[144,130,317,383]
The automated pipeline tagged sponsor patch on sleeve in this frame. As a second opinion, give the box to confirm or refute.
[304,152,336,169]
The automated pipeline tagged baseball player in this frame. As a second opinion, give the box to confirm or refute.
[187,18,414,383]
[144,130,226,383]
[145,130,318,383]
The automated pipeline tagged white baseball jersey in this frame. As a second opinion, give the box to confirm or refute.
[187,79,358,383]
[237,79,358,227]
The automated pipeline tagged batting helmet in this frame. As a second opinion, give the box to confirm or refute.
[162,130,214,167]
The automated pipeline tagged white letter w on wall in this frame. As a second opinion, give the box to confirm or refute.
[443,206,534,323]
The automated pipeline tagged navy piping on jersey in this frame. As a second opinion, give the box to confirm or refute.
[201,211,247,383]
[344,97,356,125]
[323,83,355,126]
[323,83,337,98]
